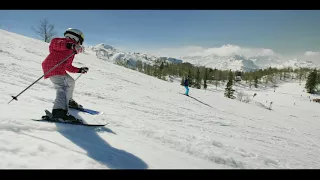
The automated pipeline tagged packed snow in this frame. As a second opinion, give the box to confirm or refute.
[0,29,320,169]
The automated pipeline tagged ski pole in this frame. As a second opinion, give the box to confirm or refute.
[75,73,82,81]
[8,52,75,104]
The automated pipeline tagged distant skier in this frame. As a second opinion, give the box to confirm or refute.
[41,28,88,122]
[184,76,190,96]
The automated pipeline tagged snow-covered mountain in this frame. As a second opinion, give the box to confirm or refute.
[248,55,315,69]
[167,57,183,64]
[87,43,317,72]
[280,58,315,69]
[87,43,183,67]
[180,54,318,72]
[180,54,260,72]
[248,55,283,69]
[87,43,154,65]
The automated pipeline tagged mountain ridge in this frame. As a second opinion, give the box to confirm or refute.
[87,43,318,72]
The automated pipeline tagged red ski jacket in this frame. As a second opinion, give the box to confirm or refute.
[42,37,80,79]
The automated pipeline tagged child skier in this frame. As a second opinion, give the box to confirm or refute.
[184,76,190,96]
[41,28,88,122]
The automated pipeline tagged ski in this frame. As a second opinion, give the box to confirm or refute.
[179,92,190,97]
[32,118,108,127]
[69,106,103,115]
[32,110,107,127]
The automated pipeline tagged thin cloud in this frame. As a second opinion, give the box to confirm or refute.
[135,44,320,66]
[196,44,275,57]
[147,44,276,59]
[146,46,205,58]
[305,51,320,56]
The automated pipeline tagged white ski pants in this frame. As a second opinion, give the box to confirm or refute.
[49,73,75,111]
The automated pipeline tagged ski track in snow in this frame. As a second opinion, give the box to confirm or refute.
[0,29,320,169]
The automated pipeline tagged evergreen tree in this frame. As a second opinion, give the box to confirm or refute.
[146,64,151,76]
[243,73,248,84]
[187,69,193,86]
[298,69,303,84]
[178,65,183,77]
[160,61,164,71]
[317,71,320,85]
[254,76,258,88]
[219,70,224,82]
[224,70,235,99]
[136,60,143,72]
[249,75,253,88]
[214,69,220,89]
[264,75,268,88]
[156,62,164,79]
[203,80,207,90]
[194,68,201,89]
[305,69,318,93]
[153,65,157,77]
[203,68,208,90]
[208,68,214,81]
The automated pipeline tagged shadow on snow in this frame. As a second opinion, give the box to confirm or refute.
[56,110,148,169]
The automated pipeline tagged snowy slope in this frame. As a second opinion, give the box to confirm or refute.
[1,29,320,169]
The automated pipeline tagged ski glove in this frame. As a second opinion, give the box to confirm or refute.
[66,43,83,54]
[79,67,89,74]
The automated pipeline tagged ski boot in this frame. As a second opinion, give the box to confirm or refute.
[69,99,83,110]
[52,109,82,123]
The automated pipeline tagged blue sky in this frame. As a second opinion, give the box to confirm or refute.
[1,10,320,60]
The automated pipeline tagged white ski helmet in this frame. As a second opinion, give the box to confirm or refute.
[64,28,84,45]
